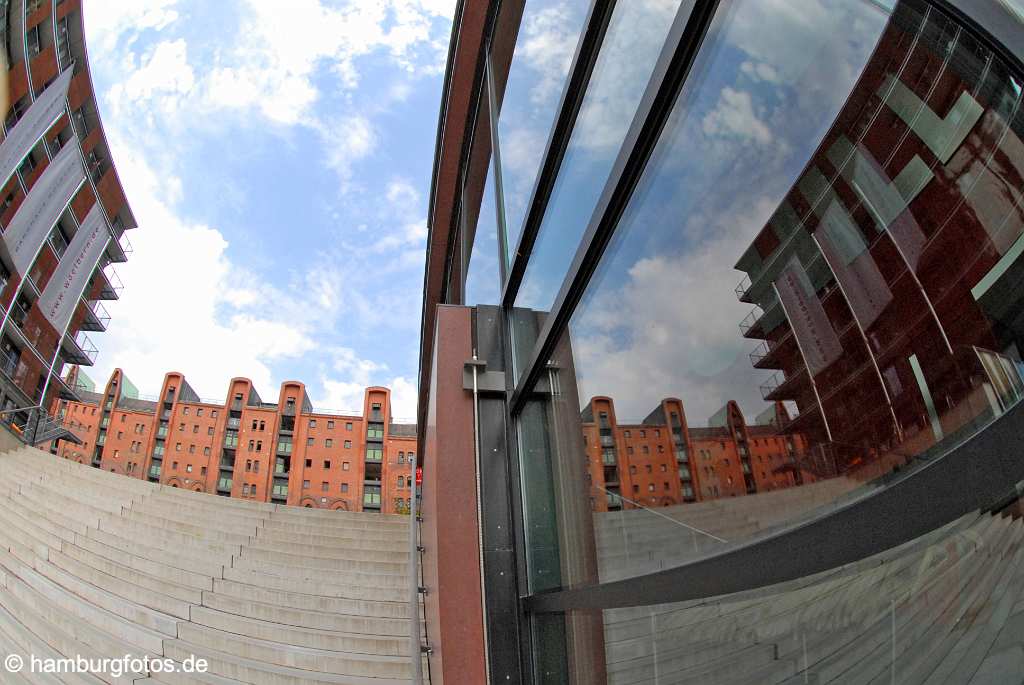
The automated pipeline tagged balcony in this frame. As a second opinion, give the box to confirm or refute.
[599,435,614,448]
[760,367,809,402]
[106,231,133,264]
[227,417,240,429]
[156,426,168,438]
[217,477,232,493]
[276,441,292,455]
[79,300,111,332]
[61,331,98,366]
[282,403,296,417]
[95,267,123,300]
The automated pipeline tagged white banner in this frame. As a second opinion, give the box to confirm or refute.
[38,204,109,333]
[3,142,84,276]
[0,68,73,188]
[774,255,843,376]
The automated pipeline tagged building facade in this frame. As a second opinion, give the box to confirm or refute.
[51,367,415,513]
[0,0,134,429]
[583,397,813,513]
[416,0,1024,682]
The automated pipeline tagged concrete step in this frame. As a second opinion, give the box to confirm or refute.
[237,544,409,568]
[175,622,411,679]
[217,567,408,602]
[68,533,214,592]
[229,555,407,585]
[201,589,408,635]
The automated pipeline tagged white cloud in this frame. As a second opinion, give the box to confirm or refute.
[702,87,774,146]
[314,347,417,420]
[88,139,317,401]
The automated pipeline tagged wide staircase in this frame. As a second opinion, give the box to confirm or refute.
[601,505,1024,684]
[0,445,420,684]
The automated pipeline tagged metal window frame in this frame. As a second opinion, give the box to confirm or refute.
[498,0,616,306]
[506,0,721,416]
[505,0,1024,616]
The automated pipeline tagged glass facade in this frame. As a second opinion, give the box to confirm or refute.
[435,0,1024,681]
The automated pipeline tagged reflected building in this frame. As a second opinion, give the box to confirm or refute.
[416,0,1024,683]
[583,396,813,512]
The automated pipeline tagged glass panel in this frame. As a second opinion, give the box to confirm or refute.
[516,0,1024,598]
[494,0,589,264]
[512,0,693,377]
[465,162,501,306]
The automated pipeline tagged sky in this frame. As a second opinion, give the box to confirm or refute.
[79,0,456,420]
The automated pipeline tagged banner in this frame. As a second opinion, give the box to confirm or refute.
[2,142,84,276]
[38,204,109,333]
[0,68,74,188]
[774,255,843,376]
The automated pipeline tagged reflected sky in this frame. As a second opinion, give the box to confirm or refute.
[496,0,589,263]
[513,0,692,315]
[563,0,891,423]
[465,163,501,306]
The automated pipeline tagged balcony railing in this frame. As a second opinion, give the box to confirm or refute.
[276,441,292,455]
[79,299,111,332]
[227,417,240,429]
[96,267,124,300]
[62,331,98,366]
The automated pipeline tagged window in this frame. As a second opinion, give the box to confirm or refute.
[197,408,203,417]
[321,481,328,492]
[248,440,255,451]
[325,439,333,448]
[366,447,383,462]
[175,443,181,452]
[27,26,40,55]
[408,452,414,461]
[208,427,214,435]
[307,438,314,446]
[242,484,250,496]
[327,420,334,429]
[398,475,405,488]
[323,460,330,469]
[344,440,352,449]
[192,425,198,433]
[346,422,352,431]
[256,440,262,451]
[303,480,310,489]
[186,464,193,473]
[371,402,381,411]
[341,483,349,493]
[660,464,667,472]
[188,445,195,454]
[398,451,405,463]
[305,459,312,467]
[253,461,259,473]
[648,484,655,493]
[117,431,123,439]
[201,466,207,475]
[310,419,317,428]
[172,461,178,470]
[178,423,184,431]
[251,420,258,430]
[259,420,265,431]
[645,465,652,473]
[183,407,190,415]
[203,447,210,456]
[343,462,350,471]
[211,410,218,418]
[245,460,252,472]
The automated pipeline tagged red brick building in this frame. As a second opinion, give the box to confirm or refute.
[0,0,135,426]
[51,367,415,513]
[583,396,813,512]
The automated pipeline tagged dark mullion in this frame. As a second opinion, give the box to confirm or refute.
[499,0,616,309]
[486,54,510,286]
[508,0,721,416]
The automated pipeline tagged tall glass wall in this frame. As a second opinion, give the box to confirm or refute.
[450,0,1024,680]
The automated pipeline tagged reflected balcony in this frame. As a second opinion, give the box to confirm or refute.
[760,367,809,402]
[61,331,98,366]
[79,299,111,332]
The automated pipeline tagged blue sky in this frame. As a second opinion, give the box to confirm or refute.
[80,0,455,419]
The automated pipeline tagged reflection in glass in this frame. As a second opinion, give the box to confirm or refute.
[515,0,1024,675]
[464,163,501,306]
[495,0,588,265]
[512,0,693,378]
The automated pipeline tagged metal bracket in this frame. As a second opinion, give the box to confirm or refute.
[418,586,429,596]
[463,359,505,393]
[420,644,433,655]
